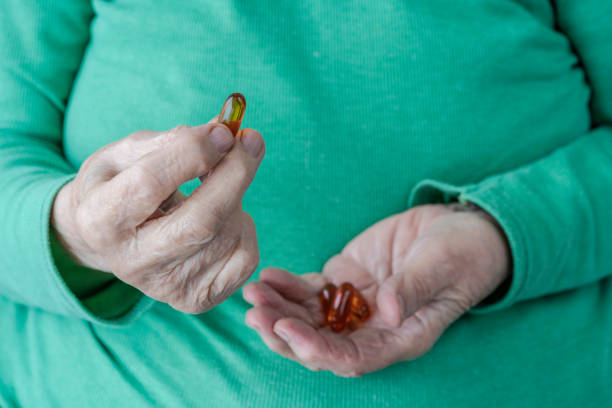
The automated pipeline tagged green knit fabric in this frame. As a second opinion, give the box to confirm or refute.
[1,0,611,406]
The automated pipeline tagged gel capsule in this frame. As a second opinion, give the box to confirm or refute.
[349,289,370,321]
[347,289,370,331]
[318,282,371,332]
[218,93,246,136]
[319,283,337,319]
[327,283,354,332]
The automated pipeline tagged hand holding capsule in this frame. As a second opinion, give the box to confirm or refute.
[52,94,266,314]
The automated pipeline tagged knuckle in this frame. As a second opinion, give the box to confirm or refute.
[242,212,256,229]
[211,251,254,298]
[78,153,98,175]
[122,130,160,159]
[74,204,95,236]
[179,129,216,172]
[127,165,164,205]
[178,215,218,247]
[161,267,211,314]
[193,284,221,314]
[239,248,260,276]
[236,212,257,236]
[203,204,226,233]
[75,201,117,249]
[176,300,208,315]
[127,129,157,142]
[156,125,190,144]
[168,124,190,135]
[75,152,112,195]
[130,164,158,190]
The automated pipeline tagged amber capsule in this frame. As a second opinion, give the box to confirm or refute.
[346,289,370,331]
[327,283,355,333]
[218,93,246,136]
[349,289,370,321]
[318,281,371,332]
[318,283,337,320]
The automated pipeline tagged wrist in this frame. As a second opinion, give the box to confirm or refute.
[447,200,513,303]
[51,182,109,272]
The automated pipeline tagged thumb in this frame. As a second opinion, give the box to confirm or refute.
[376,247,449,327]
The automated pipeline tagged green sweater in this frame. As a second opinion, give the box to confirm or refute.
[1,0,611,406]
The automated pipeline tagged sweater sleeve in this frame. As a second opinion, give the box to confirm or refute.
[408,0,612,313]
[0,0,153,324]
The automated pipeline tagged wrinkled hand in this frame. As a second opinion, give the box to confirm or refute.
[52,121,265,313]
[243,203,510,376]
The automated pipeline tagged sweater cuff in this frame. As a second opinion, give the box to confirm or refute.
[408,179,526,313]
[42,176,154,326]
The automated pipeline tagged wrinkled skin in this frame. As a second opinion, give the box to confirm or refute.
[52,120,265,314]
[243,204,511,377]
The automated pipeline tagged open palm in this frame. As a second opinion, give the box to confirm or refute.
[243,203,510,377]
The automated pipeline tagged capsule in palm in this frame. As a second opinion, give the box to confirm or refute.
[319,283,337,322]
[328,283,355,332]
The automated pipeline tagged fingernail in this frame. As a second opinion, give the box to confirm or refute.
[240,130,263,158]
[248,322,261,332]
[209,125,234,153]
[274,328,291,343]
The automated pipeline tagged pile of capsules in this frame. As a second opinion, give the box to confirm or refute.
[318,282,371,332]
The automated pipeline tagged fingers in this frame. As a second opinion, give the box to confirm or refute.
[245,306,298,361]
[75,129,160,198]
[148,128,265,247]
[257,268,322,303]
[321,255,380,294]
[243,268,455,376]
[84,124,235,235]
[272,318,376,377]
[250,297,462,377]
[268,300,460,377]
[243,281,318,325]
[148,190,187,220]
[273,318,330,369]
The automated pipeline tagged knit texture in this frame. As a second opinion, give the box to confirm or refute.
[1,0,611,406]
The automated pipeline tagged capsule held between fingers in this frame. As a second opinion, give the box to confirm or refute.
[218,93,246,136]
